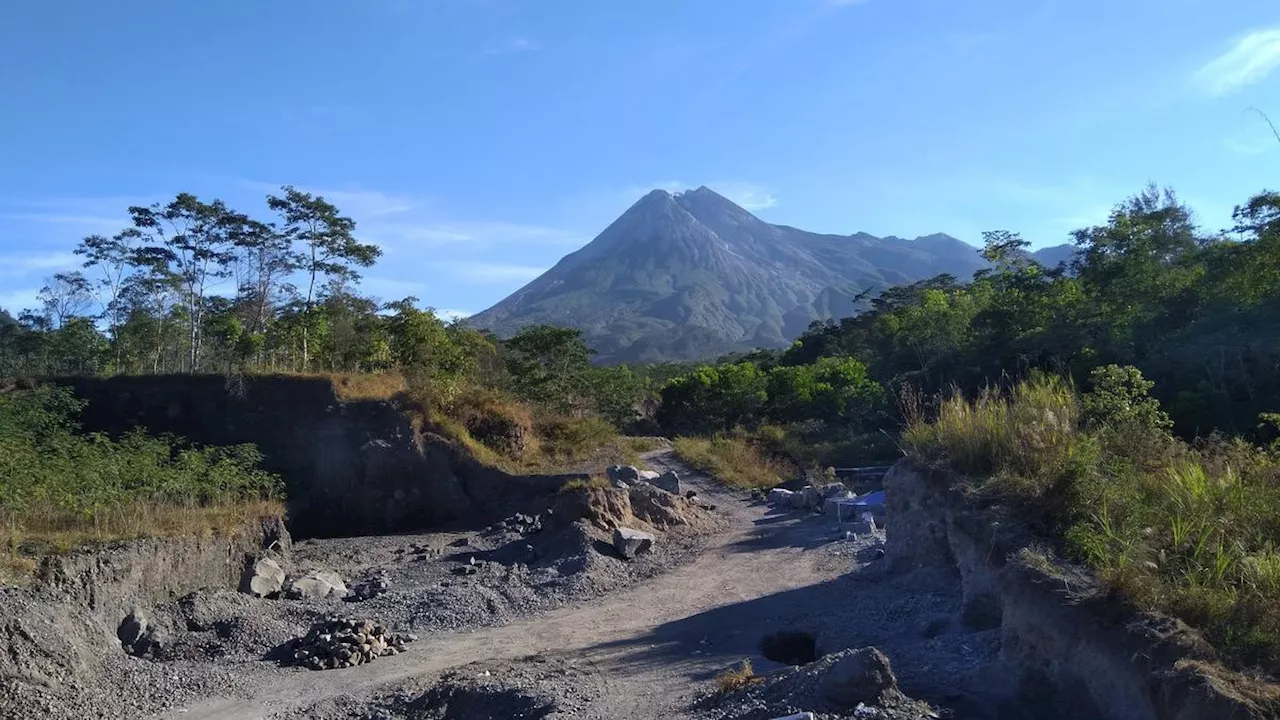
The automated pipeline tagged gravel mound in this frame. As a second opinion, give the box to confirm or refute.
[696,647,942,720]
[281,654,607,720]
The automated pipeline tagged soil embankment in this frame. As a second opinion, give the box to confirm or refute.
[57,375,579,538]
[884,461,1280,720]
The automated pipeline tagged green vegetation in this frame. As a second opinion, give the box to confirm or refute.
[1,385,283,581]
[904,367,1280,675]
[671,435,790,490]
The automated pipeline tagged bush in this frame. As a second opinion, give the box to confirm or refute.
[1,386,283,580]
[536,415,619,464]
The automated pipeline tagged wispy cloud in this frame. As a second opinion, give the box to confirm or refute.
[0,251,82,277]
[1192,28,1280,97]
[0,288,39,314]
[368,220,581,249]
[444,262,549,283]
[0,212,125,229]
[708,181,779,211]
[482,37,540,55]
[435,309,472,322]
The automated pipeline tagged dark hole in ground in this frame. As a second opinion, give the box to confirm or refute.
[759,630,817,666]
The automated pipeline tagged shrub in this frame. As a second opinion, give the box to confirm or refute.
[558,475,610,494]
[1,386,283,581]
[536,415,619,463]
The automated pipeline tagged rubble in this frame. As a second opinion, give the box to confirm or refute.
[285,616,417,671]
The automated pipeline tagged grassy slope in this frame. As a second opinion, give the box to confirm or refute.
[902,373,1280,677]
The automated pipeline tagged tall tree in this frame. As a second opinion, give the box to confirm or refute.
[128,194,242,372]
[36,271,95,329]
[267,186,381,368]
[75,228,141,369]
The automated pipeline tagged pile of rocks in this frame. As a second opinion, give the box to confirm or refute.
[501,512,545,535]
[287,617,418,671]
[348,571,391,602]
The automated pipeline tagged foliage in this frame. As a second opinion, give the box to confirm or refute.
[904,371,1280,676]
[558,475,610,494]
[672,435,789,489]
[0,386,283,578]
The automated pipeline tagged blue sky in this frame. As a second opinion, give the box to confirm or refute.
[2,0,1278,318]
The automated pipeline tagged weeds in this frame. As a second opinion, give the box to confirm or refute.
[905,366,1280,676]
[714,659,764,693]
[558,475,610,494]
[673,435,788,489]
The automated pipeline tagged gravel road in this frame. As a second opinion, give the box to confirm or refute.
[149,449,986,720]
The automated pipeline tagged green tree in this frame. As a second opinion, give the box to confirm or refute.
[267,186,381,369]
[503,325,596,412]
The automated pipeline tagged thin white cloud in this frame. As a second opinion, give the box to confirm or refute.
[0,288,39,314]
[0,212,124,228]
[0,251,82,276]
[359,276,431,302]
[434,309,472,322]
[482,37,540,55]
[444,262,549,283]
[366,220,583,249]
[1192,29,1280,97]
[709,181,780,211]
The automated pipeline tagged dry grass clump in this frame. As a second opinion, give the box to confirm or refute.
[673,435,788,489]
[327,372,408,401]
[715,659,765,693]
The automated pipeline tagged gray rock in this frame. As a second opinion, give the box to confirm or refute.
[768,488,795,505]
[609,465,640,485]
[802,485,824,509]
[821,482,849,498]
[612,527,655,559]
[117,608,148,648]
[285,570,348,601]
[651,470,680,494]
[244,556,286,598]
[818,647,900,708]
[638,469,660,481]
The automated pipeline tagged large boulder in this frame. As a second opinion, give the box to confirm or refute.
[802,485,824,509]
[651,470,681,495]
[612,527,655,559]
[285,570,349,601]
[608,465,641,485]
[818,647,900,708]
[638,469,661,481]
[242,556,286,598]
[768,488,795,505]
[117,607,165,658]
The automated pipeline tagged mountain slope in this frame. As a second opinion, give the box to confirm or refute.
[469,187,997,362]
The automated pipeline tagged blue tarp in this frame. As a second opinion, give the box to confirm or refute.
[853,490,885,507]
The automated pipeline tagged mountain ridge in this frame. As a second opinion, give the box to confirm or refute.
[468,186,1073,363]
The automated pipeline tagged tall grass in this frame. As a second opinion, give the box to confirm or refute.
[673,434,789,489]
[904,370,1280,676]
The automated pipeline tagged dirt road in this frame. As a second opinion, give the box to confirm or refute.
[163,451,902,719]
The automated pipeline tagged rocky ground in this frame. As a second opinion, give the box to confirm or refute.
[2,449,1020,720]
